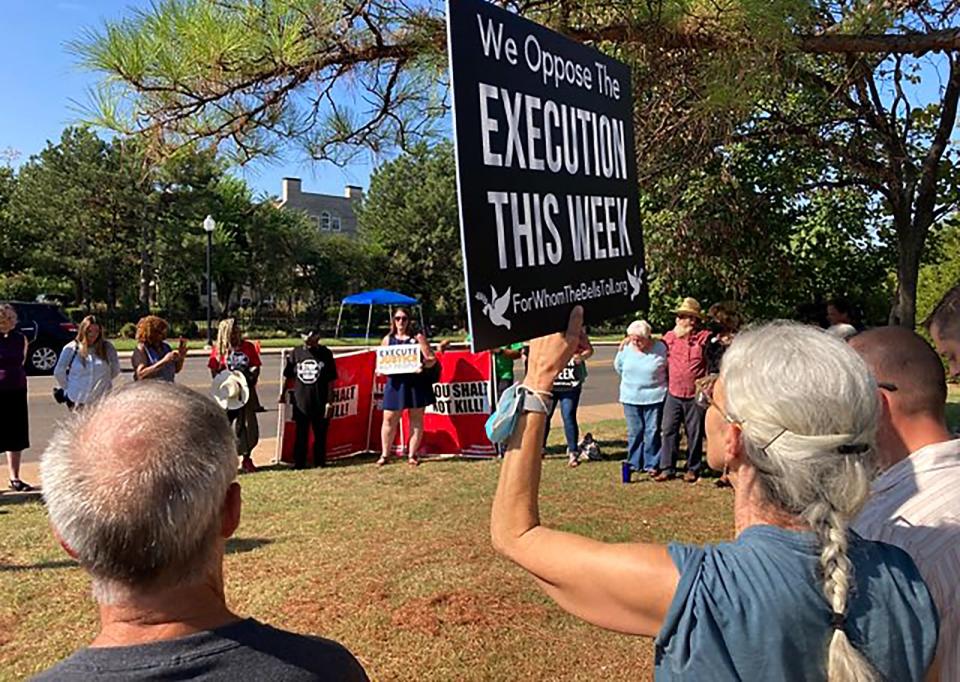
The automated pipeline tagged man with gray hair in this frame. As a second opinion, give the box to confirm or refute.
[850,326,959,680]
[926,282,960,377]
[36,381,367,681]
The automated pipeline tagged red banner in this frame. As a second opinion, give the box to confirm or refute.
[279,349,376,464]
[416,350,496,457]
[277,349,495,463]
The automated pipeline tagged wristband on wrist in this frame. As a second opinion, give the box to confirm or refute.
[519,385,553,414]
[485,383,554,445]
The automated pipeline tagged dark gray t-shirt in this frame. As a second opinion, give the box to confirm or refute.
[33,618,368,681]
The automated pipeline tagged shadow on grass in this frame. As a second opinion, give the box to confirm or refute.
[226,537,273,555]
[0,558,77,573]
[0,491,43,506]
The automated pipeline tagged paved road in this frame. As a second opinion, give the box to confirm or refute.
[20,345,621,464]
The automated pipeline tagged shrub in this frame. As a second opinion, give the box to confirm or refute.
[119,322,138,339]
[0,272,71,302]
[172,320,200,339]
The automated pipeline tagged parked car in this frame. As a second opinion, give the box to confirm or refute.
[2,301,77,374]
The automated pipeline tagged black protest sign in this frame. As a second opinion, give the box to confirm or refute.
[447,0,645,351]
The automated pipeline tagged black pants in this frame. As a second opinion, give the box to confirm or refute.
[293,404,329,468]
[659,393,705,474]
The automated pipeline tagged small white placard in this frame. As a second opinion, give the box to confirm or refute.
[376,345,422,375]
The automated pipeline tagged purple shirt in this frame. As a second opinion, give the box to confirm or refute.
[0,330,27,391]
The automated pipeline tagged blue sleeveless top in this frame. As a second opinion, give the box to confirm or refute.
[655,525,938,681]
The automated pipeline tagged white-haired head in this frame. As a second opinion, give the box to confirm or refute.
[41,381,237,604]
[826,323,858,341]
[720,321,881,682]
[626,320,652,339]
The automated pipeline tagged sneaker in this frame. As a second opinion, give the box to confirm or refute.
[683,470,699,483]
[240,458,258,474]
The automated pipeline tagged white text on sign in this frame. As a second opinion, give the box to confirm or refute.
[477,17,620,99]
[487,192,632,268]
[427,381,490,415]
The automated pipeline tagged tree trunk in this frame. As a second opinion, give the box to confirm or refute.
[106,260,117,312]
[139,220,154,312]
[889,216,924,328]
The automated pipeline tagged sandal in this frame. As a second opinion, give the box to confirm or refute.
[9,479,33,492]
[407,456,420,467]
[376,456,388,467]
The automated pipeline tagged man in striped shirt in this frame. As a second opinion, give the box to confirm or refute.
[927,282,960,379]
[850,327,959,680]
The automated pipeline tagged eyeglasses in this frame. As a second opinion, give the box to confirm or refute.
[696,374,739,425]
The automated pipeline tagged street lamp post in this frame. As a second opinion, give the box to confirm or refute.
[203,215,216,348]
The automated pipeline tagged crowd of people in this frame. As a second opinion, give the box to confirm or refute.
[611,297,742,484]
[0,281,956,679]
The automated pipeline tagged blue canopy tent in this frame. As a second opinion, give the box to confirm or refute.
[334,289,422,345]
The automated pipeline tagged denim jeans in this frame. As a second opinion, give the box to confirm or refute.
[544,386,582,453]
[658,393,705,474]
[623,402,663,472]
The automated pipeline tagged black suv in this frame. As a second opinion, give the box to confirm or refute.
[3,301,78,374]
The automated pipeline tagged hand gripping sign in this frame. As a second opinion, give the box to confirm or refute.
[447,0,646,350]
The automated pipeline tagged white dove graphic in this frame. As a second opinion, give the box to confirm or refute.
[484,285,512,329]
[626,267,644,301]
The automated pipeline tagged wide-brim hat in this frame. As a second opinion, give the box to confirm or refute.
[211,369,249,410]
[674,297,705,319]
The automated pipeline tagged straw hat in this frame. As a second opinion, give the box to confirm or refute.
[674,297,705,319]
[211,369,249,410]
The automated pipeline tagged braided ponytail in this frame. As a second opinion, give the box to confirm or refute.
[807,503,879,682]
[720,322,882,682]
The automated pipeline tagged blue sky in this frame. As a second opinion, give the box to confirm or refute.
[0,0,376,199]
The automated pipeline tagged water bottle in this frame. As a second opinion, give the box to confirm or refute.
[621,461,632,484]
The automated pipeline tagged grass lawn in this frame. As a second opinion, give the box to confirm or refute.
[0,419,734,681]
[947,385,960,432]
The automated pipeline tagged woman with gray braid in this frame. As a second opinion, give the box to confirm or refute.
[492,313,939,681]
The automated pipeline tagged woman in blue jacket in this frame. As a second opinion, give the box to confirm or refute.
[614,320,668,479]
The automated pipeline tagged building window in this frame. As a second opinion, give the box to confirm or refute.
[320,211,331,231]
[331,215,342,232]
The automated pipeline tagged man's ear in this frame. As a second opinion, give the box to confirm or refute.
[221,482,241,539]
[879,389,893,425]
[52,527,79,560]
